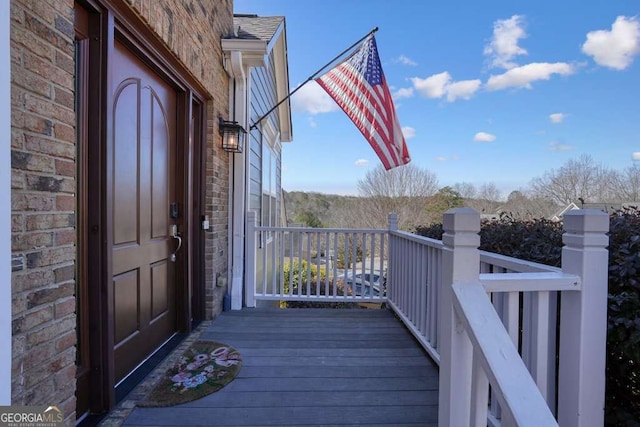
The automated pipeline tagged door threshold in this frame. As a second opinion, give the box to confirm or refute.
[115,332,187,402]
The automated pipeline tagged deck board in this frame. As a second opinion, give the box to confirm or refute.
[123,308,439,426]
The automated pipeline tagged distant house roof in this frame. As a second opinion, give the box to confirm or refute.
[550,202,579,221]
[232,15,284,43]
[582,202,639,213]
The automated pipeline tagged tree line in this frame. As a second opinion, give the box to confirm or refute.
[285,155,640,231]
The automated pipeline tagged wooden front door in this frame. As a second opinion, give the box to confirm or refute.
[110,40,179,383]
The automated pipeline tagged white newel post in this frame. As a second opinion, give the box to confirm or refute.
[438,208,481,427]
[387,212,398,301]
[245,211,257,308]
[558,210,609,427]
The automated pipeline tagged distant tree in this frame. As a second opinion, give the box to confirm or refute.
[529,154,612,205]
[294,211,323,228]
[454,182,503,213]
[502,189,559,219]
[424,186,464,222]
[452,182,477,199]
[357,164,439,230]
[611,163,640,202]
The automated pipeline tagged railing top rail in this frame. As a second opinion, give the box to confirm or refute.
[390,229,445,248]
[480,271,581,292]
[452,281,559,427]
[480,250,561,273]
[255,225,388,234]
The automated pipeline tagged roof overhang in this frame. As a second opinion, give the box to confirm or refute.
[221,18,293,142]
[221,38,267,68]
[272,24,292,142]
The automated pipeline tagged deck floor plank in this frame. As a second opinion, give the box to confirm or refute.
[124,308,439,426]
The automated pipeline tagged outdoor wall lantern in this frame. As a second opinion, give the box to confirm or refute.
[219,117,246,153]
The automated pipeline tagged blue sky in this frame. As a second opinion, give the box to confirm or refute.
[234,0,640,198]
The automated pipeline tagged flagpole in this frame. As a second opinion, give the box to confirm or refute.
[249,27,379,130]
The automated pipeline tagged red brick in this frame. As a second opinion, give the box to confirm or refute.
[11,214,23,232]
[54,264,74,282]
[11,170,25,189]
[58,395,76,424]
[54,228,75,246]
[11,25,53,60]
[52,122,74,143]
[13,269,55,292]
[55,194,74,211]
[25,213,74,230]
[23,52,73,89]
[25,246,75,268]
[24,92,74,124]
[53,86,73,109]
[12,292,28,317]
[54,159,74,176]
[27,283,74,309]
[22,113,54,136]
[25,134,73,158]
[12,192,55,211]
[54,330,76,352]
[13,69,52,98]
[24,12,72,53]
[22,377,55,403]
[25,174,75,193]
[12,231,53,251]
[13,305,54,334]
[11,150,55,173]
[26,316,76,348]
[12,127,25,148]
[54,364,76,391]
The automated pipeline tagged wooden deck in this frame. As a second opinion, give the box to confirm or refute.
[123,308,439,426]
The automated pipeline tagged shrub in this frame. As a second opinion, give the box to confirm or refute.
[415,209,640,425]
[281,260,360,309]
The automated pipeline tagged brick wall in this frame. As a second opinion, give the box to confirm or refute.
[10,0,234,422]
[10,0,77,421]
[126,0,234,319]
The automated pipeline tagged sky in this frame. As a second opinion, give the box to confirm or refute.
[234,0,640,199]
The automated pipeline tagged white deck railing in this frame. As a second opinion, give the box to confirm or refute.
[246,211,387,306]
[245,208,609,427]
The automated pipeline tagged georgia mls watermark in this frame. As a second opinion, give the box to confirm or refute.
[0,406,63,427]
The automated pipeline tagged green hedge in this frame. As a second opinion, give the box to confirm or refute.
[415,210,640,425]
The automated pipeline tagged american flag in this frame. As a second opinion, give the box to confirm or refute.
[316,35,410,170]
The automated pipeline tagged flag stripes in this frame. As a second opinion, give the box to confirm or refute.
[316,35,410,170]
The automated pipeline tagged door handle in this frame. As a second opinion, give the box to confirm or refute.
[169,224,182,262]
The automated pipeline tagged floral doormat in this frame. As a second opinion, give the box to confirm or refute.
[138,341,242,407]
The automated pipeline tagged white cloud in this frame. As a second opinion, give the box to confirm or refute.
[411,72,451,98]
[402,126,416,139]
[411,72,480,102]
[446,79,482,101]
[355,159,370,167]
[485,62,575,91]
[308,117,317,128]
[632,152,640,161]
[393,87,414,99]
[582,16,640,70]
[397,55,417,66]
[549,113,567,124]
[435,155,460,162]
[291,80,338,114]
[474,132,496,142]
[549,141,575,152]
[484,15,528,69]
